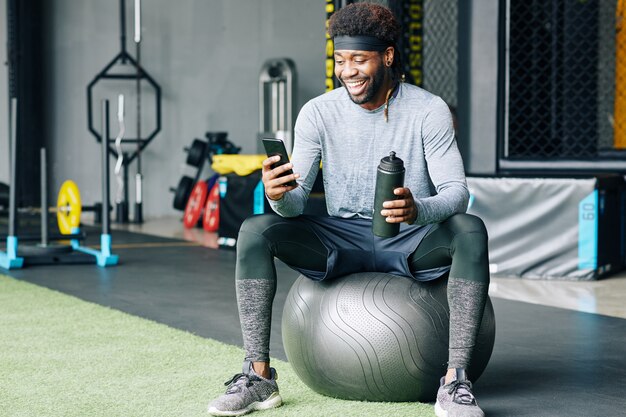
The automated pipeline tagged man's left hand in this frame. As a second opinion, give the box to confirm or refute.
[381,187,417,225]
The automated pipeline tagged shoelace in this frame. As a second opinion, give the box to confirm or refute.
[223,373,260,394]
[447,380,478,406]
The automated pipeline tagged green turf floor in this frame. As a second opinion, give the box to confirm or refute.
[0,275,434,417]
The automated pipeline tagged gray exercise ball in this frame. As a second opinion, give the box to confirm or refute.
[282,272,496,402]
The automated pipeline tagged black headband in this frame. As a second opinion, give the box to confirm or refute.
[333,35,392,52]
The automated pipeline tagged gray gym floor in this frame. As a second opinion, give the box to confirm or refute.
[2,227,626,416]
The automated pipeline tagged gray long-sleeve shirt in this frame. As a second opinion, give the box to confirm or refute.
[269,82,469,225]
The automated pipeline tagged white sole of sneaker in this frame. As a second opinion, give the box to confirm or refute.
[434,401,448,417]
[207,392,283,416]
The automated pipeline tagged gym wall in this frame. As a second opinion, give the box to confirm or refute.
[42,0,325,219]
[0,0,8,184]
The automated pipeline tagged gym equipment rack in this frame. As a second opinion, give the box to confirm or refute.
[0,99,119,270]
[86,0,161,224]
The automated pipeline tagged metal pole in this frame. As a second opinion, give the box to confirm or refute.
[101,100,111,235]
[120,0,127,59]
[6,0,17,100]
[271,81,278,133]
[456,0,472,163]
[134,0,144,223]
[135,43,142,175]
[134,0,141,44]
[8,98,18,237]
[285,68,293,134]
[259,78,265,133]
[123,154,129,222]
[278,80,285,131]
[40,147,49,247]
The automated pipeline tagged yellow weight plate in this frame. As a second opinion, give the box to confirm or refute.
[56,180,82,235]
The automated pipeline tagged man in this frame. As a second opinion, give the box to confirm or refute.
[208,3,489,417]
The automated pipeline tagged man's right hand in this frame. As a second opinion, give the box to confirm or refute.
[262,155,300,201]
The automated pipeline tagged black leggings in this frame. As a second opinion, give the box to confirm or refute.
[235,213,490,367]
[236,213,489,283]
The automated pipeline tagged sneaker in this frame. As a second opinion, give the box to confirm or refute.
[434,369,485,417]
[207,361,282,416]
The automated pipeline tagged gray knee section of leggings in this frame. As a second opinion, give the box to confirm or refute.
[236,279,276,363]
[447,278,489,370]
[236,216,281,362]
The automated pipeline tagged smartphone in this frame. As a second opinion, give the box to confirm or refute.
[262,138,297,187]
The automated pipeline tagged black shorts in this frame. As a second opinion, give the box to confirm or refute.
[289,215,451,282]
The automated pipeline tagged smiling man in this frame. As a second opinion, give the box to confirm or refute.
[207,4,490,417]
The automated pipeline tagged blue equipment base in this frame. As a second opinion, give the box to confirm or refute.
[71,232,119,267]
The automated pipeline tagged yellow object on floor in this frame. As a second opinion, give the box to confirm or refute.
[211,154,266,176]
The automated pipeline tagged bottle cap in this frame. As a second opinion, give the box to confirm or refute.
[379,151,405,173]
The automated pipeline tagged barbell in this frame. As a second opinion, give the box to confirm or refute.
[1,180,109,235]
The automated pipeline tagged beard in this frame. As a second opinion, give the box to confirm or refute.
[341,63,386,105]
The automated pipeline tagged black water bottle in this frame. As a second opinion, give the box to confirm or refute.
[372,151,405,238]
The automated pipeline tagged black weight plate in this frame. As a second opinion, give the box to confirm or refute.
[173,176,194,211]
[186,139,207,167]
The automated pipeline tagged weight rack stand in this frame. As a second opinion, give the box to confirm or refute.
[0,99,119,270]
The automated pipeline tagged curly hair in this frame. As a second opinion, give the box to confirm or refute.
[328,3,400,45]
[328,3,403,80]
